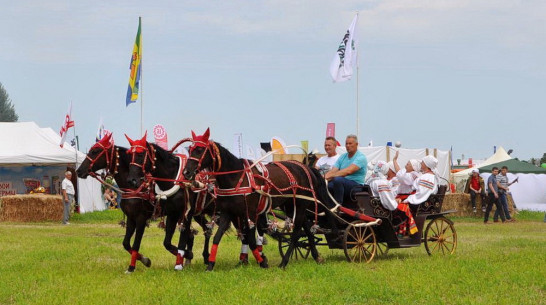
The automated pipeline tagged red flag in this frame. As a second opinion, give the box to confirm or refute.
[326,123,335,137]
[59,102,75,147]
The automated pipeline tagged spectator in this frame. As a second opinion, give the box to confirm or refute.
[465,169,486,213]
[104,188,118,209]
[61,171,75,225]
[484,167,505,224]
[325,134,367,204]
[494,166,517,222]
[315,136,339,176]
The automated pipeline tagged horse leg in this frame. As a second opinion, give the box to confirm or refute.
[194,214,211,265]
[246,225,268,268]
[236,221,249,266]
[303,217,323,264]
[256,214,269,263]
[207,213,230,271]
[123,217,137,273]
[174,217,193,271]
[132,216,152,268]
[278,221,303,269]
[163,215,182,270]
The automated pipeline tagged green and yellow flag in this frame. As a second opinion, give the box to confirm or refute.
[126,17,142,106]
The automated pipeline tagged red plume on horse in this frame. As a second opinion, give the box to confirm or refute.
[125,131,148,153]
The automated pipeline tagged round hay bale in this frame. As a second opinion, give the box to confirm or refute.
[0,194,63,222]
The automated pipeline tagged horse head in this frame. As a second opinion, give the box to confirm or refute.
[76,132,114,178]
[125,131,155,188]
[183,128,214,181]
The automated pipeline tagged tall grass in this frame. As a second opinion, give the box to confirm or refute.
[0,211,544,305]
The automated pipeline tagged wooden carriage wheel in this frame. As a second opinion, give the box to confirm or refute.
[277,227,311,260]
[343,221,377,263]
[376,242,389,256]
[424,217,457,255]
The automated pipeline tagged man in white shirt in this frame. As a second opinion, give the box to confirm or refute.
[61,171,75,225]
[315,136,339,176]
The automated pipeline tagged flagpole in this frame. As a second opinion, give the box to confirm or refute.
[355,11,360,140]
[139,16,143,136]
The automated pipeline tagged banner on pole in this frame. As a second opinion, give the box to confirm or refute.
[153,124,168,150]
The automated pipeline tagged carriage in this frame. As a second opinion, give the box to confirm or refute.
[273,184,457,263]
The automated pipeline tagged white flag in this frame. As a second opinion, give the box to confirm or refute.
[330,14,358,82]
[233,133,243,158]
[59,102,74,147]
[96,117,104,142]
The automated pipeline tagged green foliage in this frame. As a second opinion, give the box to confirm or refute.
[0,214,545,304]
[0,82,18,122]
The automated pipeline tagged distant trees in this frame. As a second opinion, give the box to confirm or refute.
[0,82,18,122]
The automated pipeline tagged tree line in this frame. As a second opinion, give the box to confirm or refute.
[1,82,18,122]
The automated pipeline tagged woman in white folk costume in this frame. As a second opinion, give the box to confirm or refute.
[401,155,439,205]
[393,151,422,195]
[369,161,398,211]
[396,155,439,235]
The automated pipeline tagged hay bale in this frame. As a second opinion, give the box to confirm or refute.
[442,193,516,218]
[0,194,63,222]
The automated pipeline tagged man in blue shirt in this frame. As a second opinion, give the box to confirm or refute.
[484,167,506,224]
[325,134,367,204]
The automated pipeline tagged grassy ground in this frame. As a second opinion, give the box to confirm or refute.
[0,210,544,305]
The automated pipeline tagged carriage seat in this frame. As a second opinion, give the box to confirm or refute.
[358,184,449,221]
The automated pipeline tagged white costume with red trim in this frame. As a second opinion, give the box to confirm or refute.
[403,172,438,205]
[370,179,397,211]
[396,168,421,194]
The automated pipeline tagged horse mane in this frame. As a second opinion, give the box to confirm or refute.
[214,141,244,170]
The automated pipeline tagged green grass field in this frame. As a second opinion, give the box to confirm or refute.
[1,210,544,305]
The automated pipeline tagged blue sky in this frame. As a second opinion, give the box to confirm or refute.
[1,0,545,161]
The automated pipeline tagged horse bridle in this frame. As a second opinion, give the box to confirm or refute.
[127,142,157,175]
[188,140,222,177]
[86,141,118,175]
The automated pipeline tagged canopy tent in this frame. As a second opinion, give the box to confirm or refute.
[0,122,103,213]
[452,147,546,211]
[453,147,512,191]
[478,159,546,174]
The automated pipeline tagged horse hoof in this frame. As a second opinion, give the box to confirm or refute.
[174,264,183,271]
[260,255,269,268]
[140,257,152,268]
[184,259,192,266]
[206,262,215,272]
[125,269,135,274]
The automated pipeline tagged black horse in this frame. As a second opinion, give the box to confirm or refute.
[76,133,154,273]
[124,134,266,268]
[183,128,338,269]
[124,133,217,270]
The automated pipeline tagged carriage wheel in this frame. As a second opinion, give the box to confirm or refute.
[277,228,311,260]
[424,217,457,255]
[376,242,389,256]
[343,221,377,263]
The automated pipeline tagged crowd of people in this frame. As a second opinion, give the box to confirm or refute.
[315,135,441,235]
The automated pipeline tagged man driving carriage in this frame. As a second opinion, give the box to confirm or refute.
[324,134,367,204]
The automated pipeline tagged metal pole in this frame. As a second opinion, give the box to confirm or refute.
[356,50,359,140]
[140,16,143,136]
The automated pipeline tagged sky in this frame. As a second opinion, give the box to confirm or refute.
[1,0,545,161]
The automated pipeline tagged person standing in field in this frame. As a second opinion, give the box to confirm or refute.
[61,171,75,225]
[494,166,518,222]
[484,167,505,224]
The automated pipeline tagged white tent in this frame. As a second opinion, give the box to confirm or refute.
[453,147,512,191]
[0,122,103,213]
